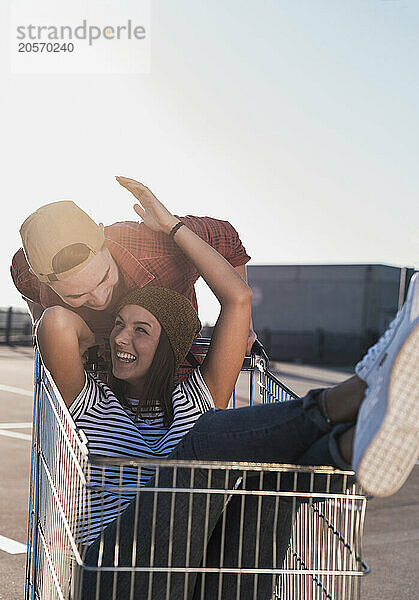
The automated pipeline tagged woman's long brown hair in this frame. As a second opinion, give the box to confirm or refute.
[109,328,176,426]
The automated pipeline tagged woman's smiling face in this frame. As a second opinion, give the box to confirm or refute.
[110,304,162,387]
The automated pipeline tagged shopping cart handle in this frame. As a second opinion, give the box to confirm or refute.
[250,339,269,363]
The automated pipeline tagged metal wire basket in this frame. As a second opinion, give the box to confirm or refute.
[25,340,368,600]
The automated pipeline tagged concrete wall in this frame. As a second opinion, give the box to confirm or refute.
[247,264,412,365]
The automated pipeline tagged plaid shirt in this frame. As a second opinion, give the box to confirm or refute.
[11,215,250,340]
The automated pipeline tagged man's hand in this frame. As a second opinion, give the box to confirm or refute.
[116,176,178,234]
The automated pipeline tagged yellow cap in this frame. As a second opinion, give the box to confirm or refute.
[20,201,105,283]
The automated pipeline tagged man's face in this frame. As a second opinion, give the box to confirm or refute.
[49,248,120,310]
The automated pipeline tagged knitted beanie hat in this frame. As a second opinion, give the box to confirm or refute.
[115,286,202,372]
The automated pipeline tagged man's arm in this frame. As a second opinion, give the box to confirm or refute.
[179,220,257,351]
[177,214,251,269]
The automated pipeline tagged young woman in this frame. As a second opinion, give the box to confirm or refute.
[36,179,419,600]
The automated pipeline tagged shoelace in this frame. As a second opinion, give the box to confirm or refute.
[357,306,403,370]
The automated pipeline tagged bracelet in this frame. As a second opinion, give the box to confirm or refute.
[169,221,184,239]
[319,390,332,425]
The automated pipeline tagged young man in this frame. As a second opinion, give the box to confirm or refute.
[11,176,256,351]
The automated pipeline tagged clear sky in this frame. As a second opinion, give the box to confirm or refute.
[1,0,418,324]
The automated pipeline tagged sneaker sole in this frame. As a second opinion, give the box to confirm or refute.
[357,321,419,497]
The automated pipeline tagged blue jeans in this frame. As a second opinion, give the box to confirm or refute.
[77,390,352,600]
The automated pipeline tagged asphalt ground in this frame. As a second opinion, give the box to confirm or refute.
[0,346,417,600]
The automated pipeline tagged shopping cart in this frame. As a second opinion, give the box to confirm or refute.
[25,340,369,600]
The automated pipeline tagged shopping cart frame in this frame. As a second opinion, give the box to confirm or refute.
[25,340,369,600]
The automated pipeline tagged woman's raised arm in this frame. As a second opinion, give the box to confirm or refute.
[36,306,95,407]
[116,176,252,408]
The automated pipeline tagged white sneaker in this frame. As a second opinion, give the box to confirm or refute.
[353,315,419,496]
[355,272,419,386]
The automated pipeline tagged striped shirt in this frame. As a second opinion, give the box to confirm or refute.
[69,366,214,545]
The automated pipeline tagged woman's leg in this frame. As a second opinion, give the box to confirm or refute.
[78,463,240,600]
[192,472,294,600]
[188,387,361,600]
[174,385,359,465]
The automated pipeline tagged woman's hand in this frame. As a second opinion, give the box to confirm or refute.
[116,176,179,235]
